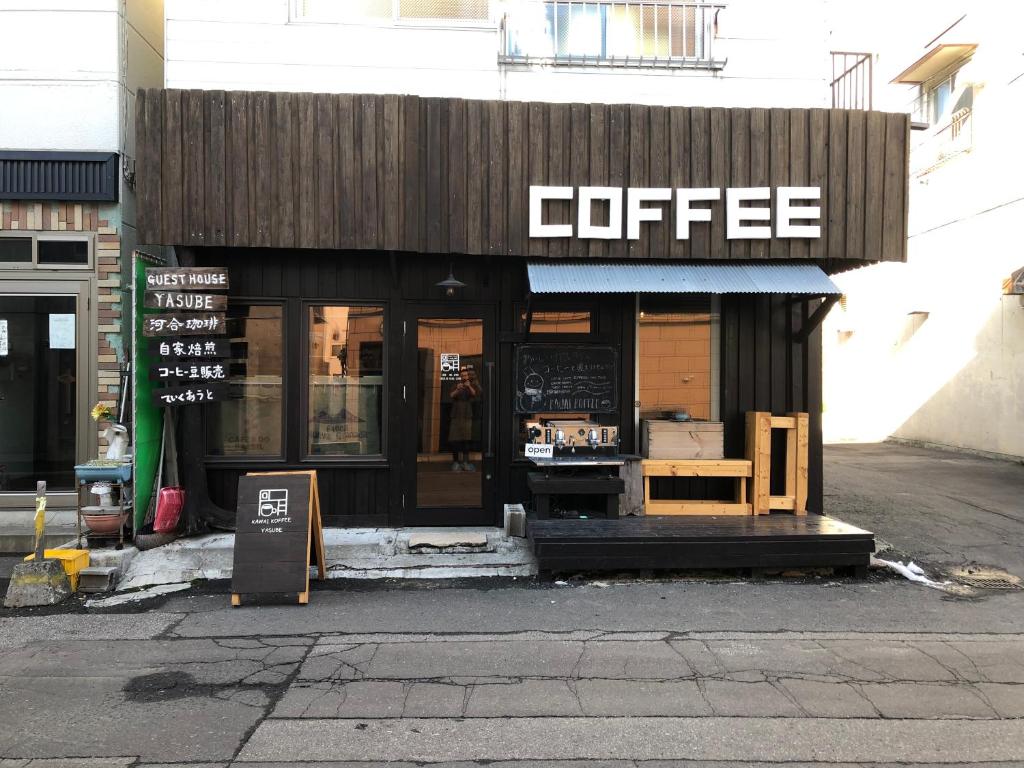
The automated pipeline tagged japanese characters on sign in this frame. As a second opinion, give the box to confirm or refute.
[149,362,228,382]
[145,267,231,407]
[142,312,226,337]
[150,383,229,408]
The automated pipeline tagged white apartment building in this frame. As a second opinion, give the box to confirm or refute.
[164,0,832,107]
[824,0,1024,460]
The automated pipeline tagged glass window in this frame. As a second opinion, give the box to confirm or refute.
[296,0,488,22]
[38,239,89,265]
[528,310,591,334]
[0,238,32,263]
[307,305,385,457]
[206,305,284,456]
[398,0,488,20]
[637,296,719,422]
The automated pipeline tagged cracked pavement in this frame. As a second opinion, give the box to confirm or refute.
[1,443,1023,765]
[1,582,1024,767]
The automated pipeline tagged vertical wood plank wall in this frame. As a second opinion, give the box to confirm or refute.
[137,90,909,269]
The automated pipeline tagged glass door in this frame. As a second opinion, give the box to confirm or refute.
[403,307,495,526]
[0,293,80,492]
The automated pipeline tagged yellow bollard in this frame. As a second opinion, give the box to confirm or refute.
[34,481,46,561]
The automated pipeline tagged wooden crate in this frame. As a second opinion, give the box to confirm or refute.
[641,420,724,460]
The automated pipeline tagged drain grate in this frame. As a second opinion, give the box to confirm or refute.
[952,567,1023,591]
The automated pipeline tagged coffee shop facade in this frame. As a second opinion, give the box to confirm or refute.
[134,89,909,528]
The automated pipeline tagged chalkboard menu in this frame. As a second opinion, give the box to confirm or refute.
[514,344,618,413]
[231,470,326,606]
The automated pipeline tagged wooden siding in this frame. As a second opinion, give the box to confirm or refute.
[137,90,909,269]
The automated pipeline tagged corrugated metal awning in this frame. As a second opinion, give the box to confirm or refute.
[527,262,842,295]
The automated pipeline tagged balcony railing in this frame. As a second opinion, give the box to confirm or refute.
[911,107,973,177]
[499,1,726,69]
[831,52,872,110]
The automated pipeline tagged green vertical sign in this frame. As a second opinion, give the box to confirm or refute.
[132,252,165,528]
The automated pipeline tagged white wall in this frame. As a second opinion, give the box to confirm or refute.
[0,1,120,151]
[822,0,1024,458]
[164,0,831,108]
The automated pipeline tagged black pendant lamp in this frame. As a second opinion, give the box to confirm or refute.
[436,263,466,297]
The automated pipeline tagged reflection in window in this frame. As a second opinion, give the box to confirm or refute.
[528,310,591,334]
[637,296,718,421]
[308,305,385,456]
[206,305,283,456]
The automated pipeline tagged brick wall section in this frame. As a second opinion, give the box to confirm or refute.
[0,201,123,452]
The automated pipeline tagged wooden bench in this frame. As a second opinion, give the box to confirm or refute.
[641,459,752,516]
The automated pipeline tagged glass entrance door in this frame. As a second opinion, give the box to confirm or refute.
[0,294,79,491]
[404,308,494,525]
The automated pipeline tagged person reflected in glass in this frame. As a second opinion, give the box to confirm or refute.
[449,366,480,471]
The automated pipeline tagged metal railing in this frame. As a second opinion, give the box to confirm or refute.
[831,51,872,110]
[500,1,726,69]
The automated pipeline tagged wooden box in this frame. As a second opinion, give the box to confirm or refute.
[641,420,724,460]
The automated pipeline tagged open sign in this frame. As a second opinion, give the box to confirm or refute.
[524,443,554,459]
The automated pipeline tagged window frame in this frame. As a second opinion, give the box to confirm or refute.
[300,299,389,465]
[289,0,496,30]
[0,231,94,271]
[516,297,598,339]
[203,299,289,464]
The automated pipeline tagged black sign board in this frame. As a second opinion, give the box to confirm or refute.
[142,312,226,337]
[145,267,229,291]
[144,291,228,312]
[149,361,228,382]
[514,344,618,413]
[231,471,326,606]
[148,337,231,359]
[151,382,229,408]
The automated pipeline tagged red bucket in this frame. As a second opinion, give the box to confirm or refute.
[153,487,185,533]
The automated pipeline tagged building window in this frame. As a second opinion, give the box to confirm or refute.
[0,237,32,264]
[206,304,284,457]
[637,295,719,422]
[38,239,89,266]
[307,305,385,457]
[526,310,592,334]
[294,0,490,23]
[501,1,723,68]
[0,233,93,269]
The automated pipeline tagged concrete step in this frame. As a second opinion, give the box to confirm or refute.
[116,527,537,590]
[0,509,78,554]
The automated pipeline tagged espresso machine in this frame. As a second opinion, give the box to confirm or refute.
[524,418,625,519]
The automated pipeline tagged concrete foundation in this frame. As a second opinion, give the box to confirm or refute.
[4,559,72,607]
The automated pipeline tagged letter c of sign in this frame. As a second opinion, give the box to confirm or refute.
[529,186,574,238]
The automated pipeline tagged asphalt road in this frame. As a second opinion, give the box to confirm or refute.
[1,442,1022,766]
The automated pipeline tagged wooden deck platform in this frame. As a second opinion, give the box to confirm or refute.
[528,514,874,575]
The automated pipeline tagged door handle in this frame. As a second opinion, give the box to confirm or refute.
[485,361,495,459]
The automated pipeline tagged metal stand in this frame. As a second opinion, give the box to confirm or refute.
[74,463,134,551]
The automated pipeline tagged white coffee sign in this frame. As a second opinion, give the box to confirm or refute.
[529,185,821,241]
